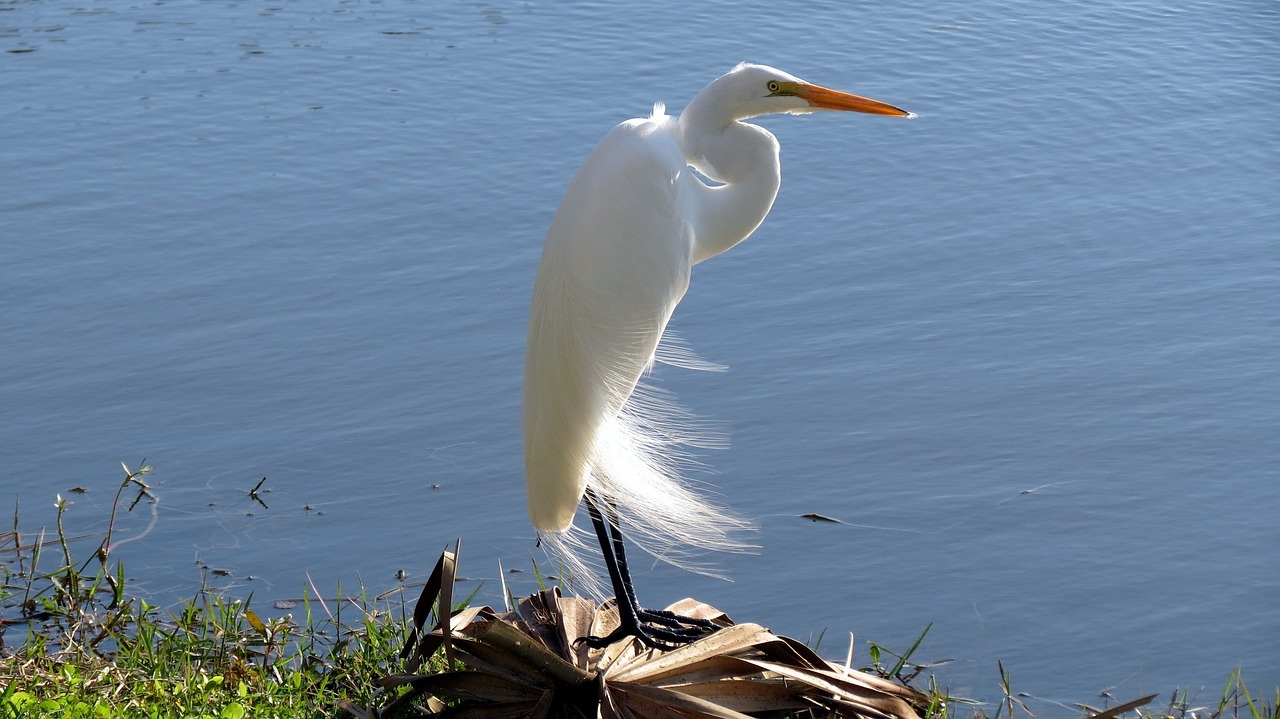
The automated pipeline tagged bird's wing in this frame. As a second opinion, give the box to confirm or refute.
[523,117,694,532]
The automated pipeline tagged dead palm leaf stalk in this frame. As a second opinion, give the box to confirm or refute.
[345,542,928,719]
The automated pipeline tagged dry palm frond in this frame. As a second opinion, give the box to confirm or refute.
[349,542,927,719]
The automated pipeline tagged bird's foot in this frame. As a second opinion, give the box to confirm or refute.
[577,605,721,651]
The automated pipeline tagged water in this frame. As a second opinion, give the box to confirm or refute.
[2,0,1277,705]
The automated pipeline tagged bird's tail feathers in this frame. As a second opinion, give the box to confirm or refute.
[539,381,756,598]
[653,331,728,373]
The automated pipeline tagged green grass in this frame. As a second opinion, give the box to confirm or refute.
[0,463,446,718]
[1,580,426,718]
[2,464,1275,719]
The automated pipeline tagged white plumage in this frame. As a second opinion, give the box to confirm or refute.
[523,64,910,600]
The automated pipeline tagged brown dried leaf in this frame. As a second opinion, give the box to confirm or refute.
[448,636,559,686]
[607,681,756,719]
[359,541,925,719]
[463,618,593,687]
[738,657,920,719]
[607,623,777,683]
[642,654,764,687]
[1084,694,1160,719]
[669,677,812,714]
[663,597,734,625]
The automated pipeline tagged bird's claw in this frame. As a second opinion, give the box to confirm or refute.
[575,607,720,651]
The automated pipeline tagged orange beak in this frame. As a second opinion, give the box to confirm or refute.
[800,84,912,117]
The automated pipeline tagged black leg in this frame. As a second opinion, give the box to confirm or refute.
[578,489,720,650]
[600,497,719,632]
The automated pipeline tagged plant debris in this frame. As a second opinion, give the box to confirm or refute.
[351,542,927,719]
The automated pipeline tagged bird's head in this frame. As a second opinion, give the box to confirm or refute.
[713,63,912,121]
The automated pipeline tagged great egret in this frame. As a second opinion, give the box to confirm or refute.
[524,63,910,649]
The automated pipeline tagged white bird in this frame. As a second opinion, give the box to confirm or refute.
[524,63,910,648]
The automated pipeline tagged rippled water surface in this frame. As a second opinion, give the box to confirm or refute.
[2,0,1276,704]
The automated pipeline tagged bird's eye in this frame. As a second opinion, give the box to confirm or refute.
[767,81,780,93]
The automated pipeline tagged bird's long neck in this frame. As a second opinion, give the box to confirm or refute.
[677,101,782,265]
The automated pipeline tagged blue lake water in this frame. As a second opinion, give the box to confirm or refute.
[2,0,1277,706]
